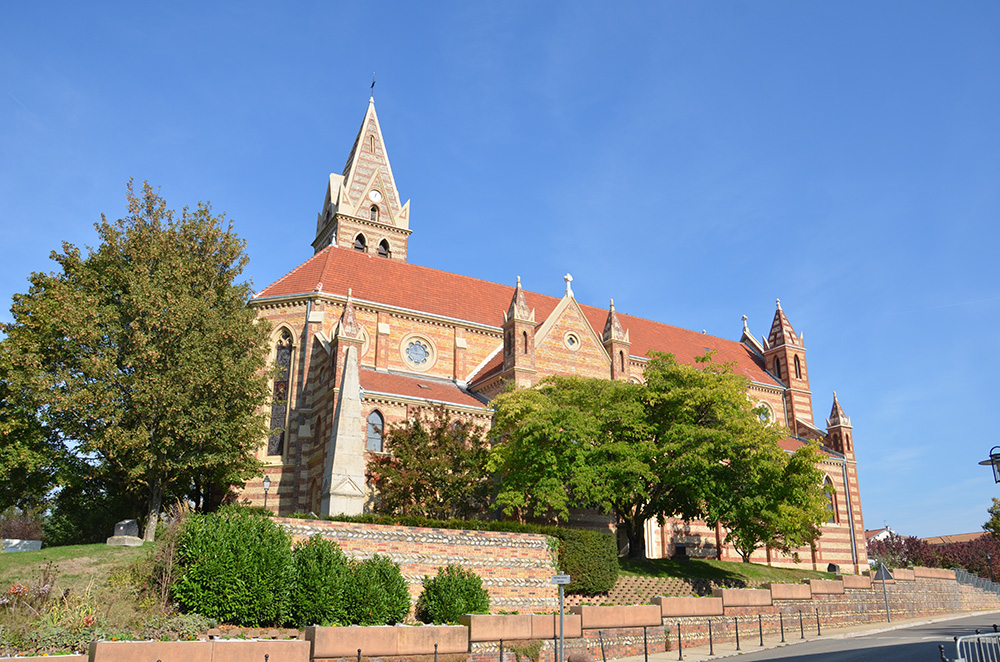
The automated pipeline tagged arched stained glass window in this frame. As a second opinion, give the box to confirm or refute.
[268,329,294,456]
[367,410,384,452]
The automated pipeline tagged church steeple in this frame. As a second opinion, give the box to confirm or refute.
[763,298,814,432]
[313,97,412,261]
[501,276,536,388]
[825,392,854,456]
[602,299,631,381]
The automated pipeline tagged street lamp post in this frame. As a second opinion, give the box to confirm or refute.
[978,447,1000,484]
[263,474,271,510]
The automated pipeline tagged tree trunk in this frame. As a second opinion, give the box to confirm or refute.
[143,477,163,542]
[622,517,647,559]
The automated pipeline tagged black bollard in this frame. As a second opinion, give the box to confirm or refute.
[779,612,785,643]
[816,609,821,636]
[735,617,740,651]
[759,614,764,646]
[435,643,438,662]
[358,649,362,662]
[643,625,648,662]
[265,656,269,662]
[977,633,985,661]
[677,621,683,661]
[599,631,607,662]
[708,619,714,656]
[500,638,504,662]
[799,612,804,639]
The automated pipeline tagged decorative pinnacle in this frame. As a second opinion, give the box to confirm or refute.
[742,314,748,330]
[347,287,353,300]
[776,298,782,310]
[516,276,521,288]
[610,298,616,310]
[564,273,573,297]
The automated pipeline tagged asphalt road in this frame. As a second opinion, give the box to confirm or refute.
[701,612,1000,661]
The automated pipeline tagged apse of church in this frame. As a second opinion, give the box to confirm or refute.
[249,97,867,572]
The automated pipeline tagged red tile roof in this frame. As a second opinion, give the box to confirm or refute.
[360,368,486,409]
[256,246,780,386]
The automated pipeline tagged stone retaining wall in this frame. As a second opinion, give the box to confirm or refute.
[276,518,559,612]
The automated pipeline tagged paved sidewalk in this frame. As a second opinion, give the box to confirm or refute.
[612,611,1000,662]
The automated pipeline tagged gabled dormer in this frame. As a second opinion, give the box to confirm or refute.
[313,97,412,261]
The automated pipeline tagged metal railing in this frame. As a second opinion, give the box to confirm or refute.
[955,569,1000,596]
[940,626,1000,661]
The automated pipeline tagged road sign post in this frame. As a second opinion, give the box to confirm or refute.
[552,574,571,662]
[873,562,894,622]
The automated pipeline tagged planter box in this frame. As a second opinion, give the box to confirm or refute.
[767,583,812,600]
[838,574,872,590]
[710,588,772,607]
[808,579,844,595]
[461,614,533,642]
[397,625,468,654]
[530,613,582,639]
[307,625,400,657]
[653,596,723,617]
[90,640,213,662]
[569,605,661,629]
[912,567,956,581]
[211,640,309,662]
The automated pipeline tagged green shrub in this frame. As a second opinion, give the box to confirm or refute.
[172,506,293,626]
[290,535,350,627]
[553,528,618,594]
[339,554,411,625]
[415,564,490,624]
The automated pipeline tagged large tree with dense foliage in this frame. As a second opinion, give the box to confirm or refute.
[490,352,831,559]
[2,181,271,541]
[365,407,494,519]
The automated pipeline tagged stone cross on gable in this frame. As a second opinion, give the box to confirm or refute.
[564,273,573,298]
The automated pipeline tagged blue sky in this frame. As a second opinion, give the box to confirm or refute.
[2,2,998,539]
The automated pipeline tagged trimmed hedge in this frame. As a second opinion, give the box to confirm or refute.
[173,506,293,626]
[339,554,411,625]
[290,535,350,627]
[415,564,490,624]
[288,512,618,594]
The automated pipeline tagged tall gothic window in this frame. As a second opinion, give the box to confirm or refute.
[378,239,390,258]
[825,477,837,524]
[268,329,294,456]
[367,410,384,452]
[794,355,802,380]
[354,234,367,252]
[773,357,781,380]
[370,205,379,222]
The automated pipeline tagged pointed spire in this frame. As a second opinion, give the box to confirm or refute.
[336,288,361,339]
[506,276,532,322]
[827,392,852,428]
[767,297,800,348]
[603,298,628,343]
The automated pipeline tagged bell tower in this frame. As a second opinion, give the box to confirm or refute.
[313,97,412,261]
[763,299,814,434]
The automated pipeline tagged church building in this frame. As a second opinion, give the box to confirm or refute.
[248,98,867,572]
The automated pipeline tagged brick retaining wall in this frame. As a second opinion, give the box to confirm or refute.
[276,517,560,612]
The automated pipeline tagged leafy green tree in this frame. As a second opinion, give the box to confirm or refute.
[490,376,655,554]
[365,407,494,519]
[2,181,271,541]
[0,349,63,511]
[985,498,1000,538]
[491,352,831,560]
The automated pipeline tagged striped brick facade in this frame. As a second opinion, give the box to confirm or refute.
[248,99,867,573]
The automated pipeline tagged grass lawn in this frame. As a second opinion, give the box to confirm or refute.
[0,543,151,594]
[619,556,835,585]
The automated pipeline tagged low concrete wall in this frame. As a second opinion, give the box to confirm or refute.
[809,579,845,595]
[767,583,811,600]
[306,625,467,658]
[88,639,309,662]
[839,574,872,589]
[569,605,661,628]
[653,596,724,617]
[711,588,772,607]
